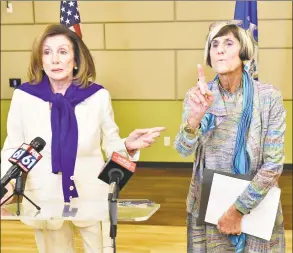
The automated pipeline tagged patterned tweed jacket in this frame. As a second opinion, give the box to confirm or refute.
[174,80,286,225]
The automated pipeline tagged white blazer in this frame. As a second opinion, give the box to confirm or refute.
[1,88,137,229]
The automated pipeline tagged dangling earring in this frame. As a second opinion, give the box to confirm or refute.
[74,66,78,70]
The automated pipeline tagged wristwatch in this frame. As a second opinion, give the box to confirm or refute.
[183,120,201,135]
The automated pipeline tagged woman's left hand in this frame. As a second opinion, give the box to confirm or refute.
[125,127,166,152]
[217,204,243,235]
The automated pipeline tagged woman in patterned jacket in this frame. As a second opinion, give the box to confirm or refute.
[174,21,286,253]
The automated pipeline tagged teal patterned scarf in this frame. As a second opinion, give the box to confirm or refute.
[201,65,254,253]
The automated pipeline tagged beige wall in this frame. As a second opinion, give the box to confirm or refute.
[1,1,292,163]
[1,1,292,100]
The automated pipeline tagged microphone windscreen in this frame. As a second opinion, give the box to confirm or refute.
[30,137,46,152]
[98,152,136,190]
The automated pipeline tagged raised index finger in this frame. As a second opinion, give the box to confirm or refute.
[197,64,207,95]
[197,64,206,82]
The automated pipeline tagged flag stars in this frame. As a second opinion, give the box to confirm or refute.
[60,0,81,34]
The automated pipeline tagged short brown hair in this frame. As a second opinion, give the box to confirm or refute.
[28,24,96,88]
[204,22,254,68]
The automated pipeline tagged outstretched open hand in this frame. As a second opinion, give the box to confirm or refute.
[125,127,166,151]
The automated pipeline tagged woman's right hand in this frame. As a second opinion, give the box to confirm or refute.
[186,64,214,129]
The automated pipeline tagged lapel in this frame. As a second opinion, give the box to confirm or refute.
[246,81,262,172]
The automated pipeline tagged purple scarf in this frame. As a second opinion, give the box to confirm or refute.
[18,75,104,202]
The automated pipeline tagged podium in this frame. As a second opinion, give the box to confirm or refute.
[1,199,160,252]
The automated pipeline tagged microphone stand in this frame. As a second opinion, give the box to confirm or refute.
[1,171,41,215]
[108,180,120,253]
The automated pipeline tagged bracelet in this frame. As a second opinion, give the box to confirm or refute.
[124,141,137,156]
[235,207,245,216]
[127,149,137,156]
[182,120,201,135]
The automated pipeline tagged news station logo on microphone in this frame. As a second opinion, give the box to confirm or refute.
[112,152,136,172]
[98,152,136,190]
[1,137,46,200]
[8,143,43,173]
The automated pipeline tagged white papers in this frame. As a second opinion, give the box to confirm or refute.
[205,173,280,241]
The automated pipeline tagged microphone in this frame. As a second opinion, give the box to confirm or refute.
[98,152,136,199]
[98,152,136,246]
[1,137,46,197]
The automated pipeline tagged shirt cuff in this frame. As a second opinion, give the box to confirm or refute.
[234,198,250,215]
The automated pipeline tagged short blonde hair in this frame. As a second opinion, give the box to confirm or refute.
[204,21,255,67]
[28,24,96,88]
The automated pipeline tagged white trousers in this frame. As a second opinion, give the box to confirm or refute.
[34,221,114,253]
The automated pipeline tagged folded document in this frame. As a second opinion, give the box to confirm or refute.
[198,170,280,241]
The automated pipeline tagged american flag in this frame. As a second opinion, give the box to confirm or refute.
[60,0,82,38]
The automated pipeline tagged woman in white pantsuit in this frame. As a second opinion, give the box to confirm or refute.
[1,24,165,253]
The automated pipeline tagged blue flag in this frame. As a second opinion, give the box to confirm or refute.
[234,0,258,80]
